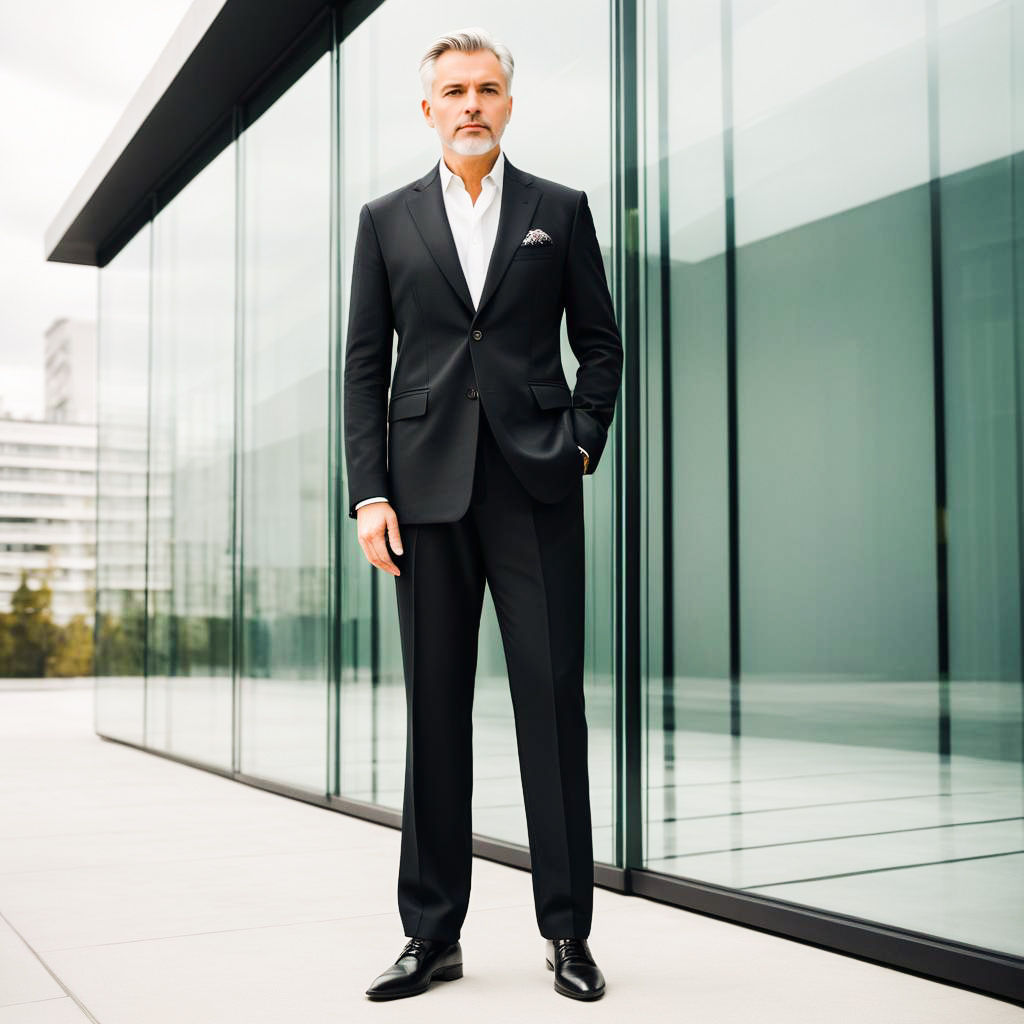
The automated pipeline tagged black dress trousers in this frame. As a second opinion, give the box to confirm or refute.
[389,400,593,943]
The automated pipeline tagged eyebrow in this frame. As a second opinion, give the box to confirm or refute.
[439,79,504,90]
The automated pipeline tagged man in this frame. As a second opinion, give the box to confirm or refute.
[343,26,622,1003]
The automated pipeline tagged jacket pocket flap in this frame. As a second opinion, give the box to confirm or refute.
[388,388,429,421]
[529,381,571,410]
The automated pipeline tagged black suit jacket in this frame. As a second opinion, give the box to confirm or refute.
[343,155,623,524]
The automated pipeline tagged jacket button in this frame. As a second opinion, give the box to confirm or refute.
[466,387,478,399]
[472,329,483,341]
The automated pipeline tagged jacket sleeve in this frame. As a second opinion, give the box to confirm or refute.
[343,204,395,518]
[562,190,623,474]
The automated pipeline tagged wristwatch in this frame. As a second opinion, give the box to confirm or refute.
[577,444,590,474]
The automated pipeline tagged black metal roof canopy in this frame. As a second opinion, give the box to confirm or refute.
[44,0,382,267]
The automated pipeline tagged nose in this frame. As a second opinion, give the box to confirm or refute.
[464,88,482,113]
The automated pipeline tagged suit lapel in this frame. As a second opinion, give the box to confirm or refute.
[475,158,540,317]
[406,164,475,315]
[404,156,541,320]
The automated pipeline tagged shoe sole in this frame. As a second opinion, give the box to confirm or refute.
[365,963,463,1001]
[545,958,606,1001]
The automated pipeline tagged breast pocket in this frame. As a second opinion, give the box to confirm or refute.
[512,246,556,262]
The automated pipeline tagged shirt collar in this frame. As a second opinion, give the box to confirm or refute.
[438,149,506,195]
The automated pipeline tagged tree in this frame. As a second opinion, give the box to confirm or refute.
[47,614,94,678]
[0,609,14,676]
[0,571,97,679]
[5,571,58,677]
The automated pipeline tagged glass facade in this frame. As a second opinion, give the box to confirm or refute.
[96,224,150,743]
[336,0,617,861]
[145,146,236,767]
[238,53,333,789]
[637,0,1023,959]
[92,0,1024,981]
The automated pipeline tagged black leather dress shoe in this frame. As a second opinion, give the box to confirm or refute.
[365,937,463,1000]
[545,938,606,1000]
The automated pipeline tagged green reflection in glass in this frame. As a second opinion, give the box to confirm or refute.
[238,53,332,790]
[146,145,235,768]
[640,0,1024,959]
[96,225,151,744]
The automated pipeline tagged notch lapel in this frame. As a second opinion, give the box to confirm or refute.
[475,159,541,318]
[404,157,541,319]
[406,165,475,315]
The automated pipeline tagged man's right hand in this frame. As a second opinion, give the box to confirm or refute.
[356,501,404,576]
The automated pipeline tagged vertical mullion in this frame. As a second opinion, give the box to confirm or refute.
[1011,0,1024,757]
[328,7,343,799]
[926,0,951,757]
[655,0,677,841]
[231,105,245,776]
[721,0,741,739]
[616,0,643,876]
[93,269,102,703]
[143,195,157,747]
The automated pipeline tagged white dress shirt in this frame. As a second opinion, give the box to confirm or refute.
[438,148,505,309]
[354,151,584,513]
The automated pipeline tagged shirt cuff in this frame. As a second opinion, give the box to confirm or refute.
[354,496,388,510]
[576,444,589,458]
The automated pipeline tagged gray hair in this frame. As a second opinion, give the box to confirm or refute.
[419,27,514,98]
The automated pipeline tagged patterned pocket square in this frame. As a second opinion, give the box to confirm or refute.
[520,228,553,247]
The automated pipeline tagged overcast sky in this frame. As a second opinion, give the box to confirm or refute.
[0,1,194,418]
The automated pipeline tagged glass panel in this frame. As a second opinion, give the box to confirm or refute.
[95,226,151,743]
[337,5,617,863]
[146,146,235,768]
[238,53,332,790]
[941,1,1023,747]
[639,0,732,852]
[640,0,1024,958]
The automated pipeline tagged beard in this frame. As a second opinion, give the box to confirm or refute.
[441,113,509,156]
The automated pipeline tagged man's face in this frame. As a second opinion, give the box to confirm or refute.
[422,48,513,157]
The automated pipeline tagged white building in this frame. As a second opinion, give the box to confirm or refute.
[44,318,97,424]
[0,418,97,624]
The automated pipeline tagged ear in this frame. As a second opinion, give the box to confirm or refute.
[421,97,433,126]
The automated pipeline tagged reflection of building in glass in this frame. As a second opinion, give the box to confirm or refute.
[0,419,96,624]
[43,0,1024,1004]
[44,317,97,424]
[96,419,150,599]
